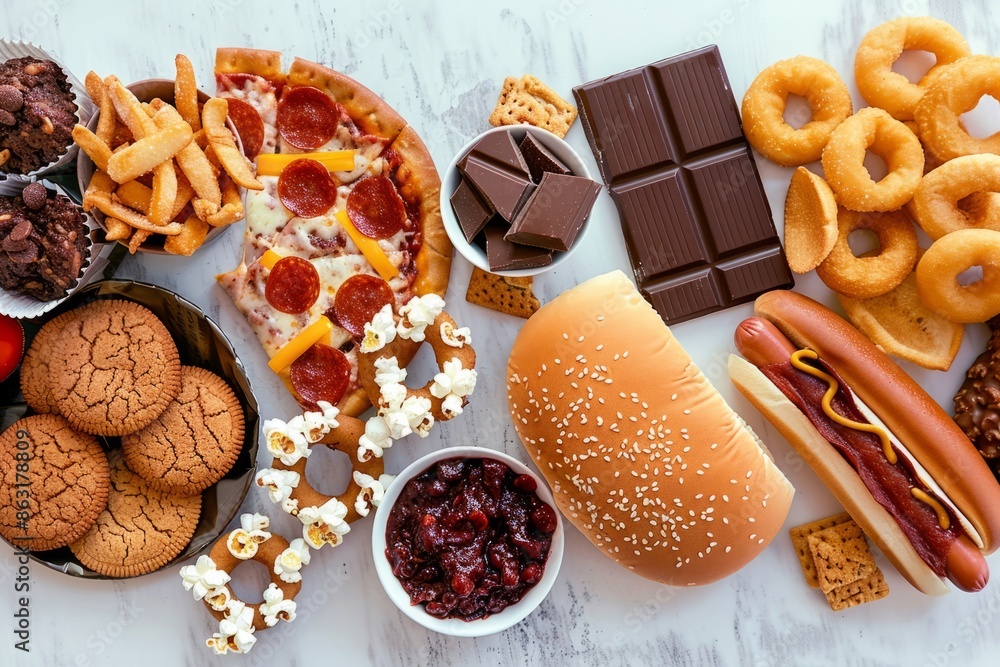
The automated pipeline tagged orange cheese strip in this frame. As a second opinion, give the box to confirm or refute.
[259,249,284,270]
[335,209,399,282]
[256,151,356,176]
[268,315,333,373]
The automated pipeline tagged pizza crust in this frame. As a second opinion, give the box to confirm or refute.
[215,47,285,83]
[287,58,407,141]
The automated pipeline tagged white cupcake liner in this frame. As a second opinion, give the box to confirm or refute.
[0,39,95,178]
[0,176,111,319]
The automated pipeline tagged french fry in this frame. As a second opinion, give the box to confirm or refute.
[164,214,209,256]
[171,171,195,220]
[154,105,220,206]
[191,129,208,150]
[106,121,192,183]
[128,230,152,254]
[106,76,156,138]
[91,190,183,235]
[104,217,133,242]
[115,180,152,213]
[85,71,116,143]
[174,54,201,132]
[148,159,179,226]
[205,176,244,227]
[202,98,263,190]
[72,124,113,173]
[83,170,116,212]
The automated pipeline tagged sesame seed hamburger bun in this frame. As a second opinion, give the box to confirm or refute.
[506,271,794,585]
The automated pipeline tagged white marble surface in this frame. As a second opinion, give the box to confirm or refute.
[3,0,1000,665]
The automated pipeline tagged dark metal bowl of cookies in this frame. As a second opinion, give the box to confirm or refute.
[0,279,259,578]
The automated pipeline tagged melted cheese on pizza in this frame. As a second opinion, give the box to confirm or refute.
[216,74,279,154]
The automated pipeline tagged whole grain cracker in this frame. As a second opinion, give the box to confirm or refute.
[825,569,889,611]
[789,511,852,588]
[807,521,877,594]
[466,266,540,318]
[489,75,578,138]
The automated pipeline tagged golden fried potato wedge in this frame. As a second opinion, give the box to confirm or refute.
[202,98,263,190]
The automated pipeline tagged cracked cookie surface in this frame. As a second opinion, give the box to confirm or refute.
[0,414,110,551]
[122,366,245,495]
[48,300,182,436]
[20,309,79,414]
[70,450,201,577]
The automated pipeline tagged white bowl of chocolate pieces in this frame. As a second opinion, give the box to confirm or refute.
[441,125,601,278]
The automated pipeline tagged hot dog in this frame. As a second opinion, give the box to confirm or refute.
[728,291,1000,596]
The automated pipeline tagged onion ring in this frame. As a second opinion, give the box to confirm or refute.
[916,229,1000,323]
[815,207,918,299]
[821,107,924,212]
[855,17,970,121]
[914,55,1000,162]
[741,56,853,166]
[910,154,1000,240]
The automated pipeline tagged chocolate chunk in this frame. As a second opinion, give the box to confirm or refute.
[8,219,32,242]
[21,182,47,210]
[573,45,793,324]
[519,134,571,183]
[484,219,552,271]
[450,177,493,243]
[0,85,23,112]
[461,154,535,222]
[505,172,601,251]
[459,131,530,177]
[8,242,38,264]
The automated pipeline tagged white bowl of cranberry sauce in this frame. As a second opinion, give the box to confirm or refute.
[371,447,564,637]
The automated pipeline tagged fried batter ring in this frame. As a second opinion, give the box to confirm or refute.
[821,107,924,212]
[914,55,1000,162]
[816,208,918,299]
[855,17,970,121]
[917,229,1000,323]
[741,56,853,166]
[910,154,1000,240]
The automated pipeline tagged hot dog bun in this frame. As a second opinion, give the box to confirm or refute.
[753,291,1000,554]
[507,271,795,585]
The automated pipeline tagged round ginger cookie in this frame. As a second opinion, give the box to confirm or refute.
[0,415,110,552]
[122,366,246,495]
[48,300,182,436]
[70,450,201,578]
[20,309,80,414]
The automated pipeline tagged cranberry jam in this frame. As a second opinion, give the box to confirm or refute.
[385,457,557,621]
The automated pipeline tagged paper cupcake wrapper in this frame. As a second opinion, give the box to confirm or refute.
[0,176,112,319]
[0,39,95,178]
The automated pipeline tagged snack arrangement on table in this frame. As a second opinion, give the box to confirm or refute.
[2,11,1000,655]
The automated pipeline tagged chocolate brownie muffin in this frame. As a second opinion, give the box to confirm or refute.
[0,183,89,301]
[0,57,77,174]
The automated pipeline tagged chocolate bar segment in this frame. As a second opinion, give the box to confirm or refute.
[505,172,601,251]
[459,131,530,177]
[450,177,493,243]
[461,154,535,222]
[519,134,571,183]
[573,45,793,325]
[485,220,553,271]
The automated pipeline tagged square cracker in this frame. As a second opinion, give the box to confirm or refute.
[807,521,876,594]
[489,75,578,138]
[466,267,540,319]
[789,511,852,588]
[825,570,889,611]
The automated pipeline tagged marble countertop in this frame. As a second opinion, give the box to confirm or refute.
[3,0,1000,665]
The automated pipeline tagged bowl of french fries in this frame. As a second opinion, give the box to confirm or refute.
[74,55,263,256]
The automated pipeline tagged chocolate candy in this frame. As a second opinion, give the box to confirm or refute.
[485,220,552,271]
[573,45,793,324]
[519,134,571,183]
[450,178,492,243]
[460,154,535,222]
[505,172,601,251]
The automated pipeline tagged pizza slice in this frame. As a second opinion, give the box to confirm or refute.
[214,48,450,416]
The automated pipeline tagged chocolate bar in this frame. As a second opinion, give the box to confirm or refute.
[450,178,492,243]
[505,172,601,251]
[460,154,535,222]
[485,220,553,271]
[519,134,571,183]
[573,45,793,324]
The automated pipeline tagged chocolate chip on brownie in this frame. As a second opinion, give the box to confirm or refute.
[0,57,77,174]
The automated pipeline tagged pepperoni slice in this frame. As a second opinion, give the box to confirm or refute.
[332,274,395,337]
[265,256,320,314]
[225,98,265,158]
[346,175,406,239]
[276,86,340,150]
[278,159,337,218]
[290,343,351,408]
